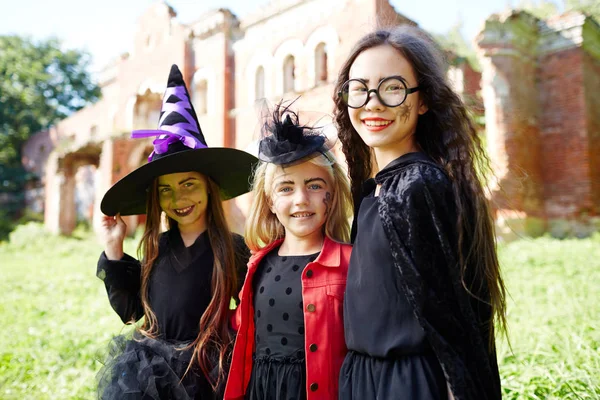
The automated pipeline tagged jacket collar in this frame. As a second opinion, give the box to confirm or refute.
[374,151,439,184]
[249,236,341,269]
[315,236,341,267]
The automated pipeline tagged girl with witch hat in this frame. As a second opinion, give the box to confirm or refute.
[223,102,353,400]
[333,26,507,400]
[96,64,257,400]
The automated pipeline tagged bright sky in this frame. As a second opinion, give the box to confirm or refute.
[0,0,563,74]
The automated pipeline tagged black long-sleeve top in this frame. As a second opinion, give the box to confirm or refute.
[97,226,250,342]
[349,152,501,400]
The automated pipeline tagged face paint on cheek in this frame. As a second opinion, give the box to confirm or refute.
[323,192,332,215]
[397,103,413,123]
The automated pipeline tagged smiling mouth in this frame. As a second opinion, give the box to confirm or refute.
[173,205,194,217]
[363,119,392,127]
[291,212,315,218]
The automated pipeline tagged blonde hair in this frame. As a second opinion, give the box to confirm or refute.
[245,151,352,251]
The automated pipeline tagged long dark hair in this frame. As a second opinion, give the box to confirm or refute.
[333,25,507,343]
[137,176,238,390]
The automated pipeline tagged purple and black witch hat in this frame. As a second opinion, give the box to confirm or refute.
[100,64,257,216]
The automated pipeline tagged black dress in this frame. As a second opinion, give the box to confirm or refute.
[96,226,249,400]
[340,192,447,399]
[244,248,318,400]
[342,152,501,400]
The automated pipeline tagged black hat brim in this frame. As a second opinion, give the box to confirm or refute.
[100,148,258,216]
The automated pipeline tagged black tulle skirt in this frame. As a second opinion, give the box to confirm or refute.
[97,334,216,400]
[244,356,306,400]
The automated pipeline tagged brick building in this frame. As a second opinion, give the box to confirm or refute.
[22,0,598,238]
[476,10,600,238]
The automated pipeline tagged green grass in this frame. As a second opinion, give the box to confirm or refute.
[497,236,600,399]
[0,223,598,399]
[0,223,137,399]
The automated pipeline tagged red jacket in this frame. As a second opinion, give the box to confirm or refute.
[224,237,351,400]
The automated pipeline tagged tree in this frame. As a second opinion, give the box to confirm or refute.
[432,21,481,71]
[0,36,100,236]
[517,0,561,19]
[518,0,600,20]
[434,1,600,73]
[565,0,600,19]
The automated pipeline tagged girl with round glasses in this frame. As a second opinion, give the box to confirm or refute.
[340,75,420,109]
[333,25,507,400]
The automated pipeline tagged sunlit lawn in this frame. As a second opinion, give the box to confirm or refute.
[0,223,598,399]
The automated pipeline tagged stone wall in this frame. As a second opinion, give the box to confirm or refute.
[477,11,600,238]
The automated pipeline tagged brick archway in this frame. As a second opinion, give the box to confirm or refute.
[44,143,102,235]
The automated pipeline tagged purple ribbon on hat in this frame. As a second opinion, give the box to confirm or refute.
[131,86,207,161]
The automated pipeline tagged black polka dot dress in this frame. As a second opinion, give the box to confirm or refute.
[245,248,318,400]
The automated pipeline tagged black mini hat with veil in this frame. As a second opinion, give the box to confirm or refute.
[257,100,335,166]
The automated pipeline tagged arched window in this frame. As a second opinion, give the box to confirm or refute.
[133,90,162,130]
[255,66,265,100]
[194,80,208,115]
[315,42,328,86]
[283,55,295,93]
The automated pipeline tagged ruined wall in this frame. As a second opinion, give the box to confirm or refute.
[477,11,600,238]
[583,19,600,227]
[477,12,546,236]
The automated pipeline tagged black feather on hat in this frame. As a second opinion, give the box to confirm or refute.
[258,100,332,166]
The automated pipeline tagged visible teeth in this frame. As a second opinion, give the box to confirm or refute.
[364,120,391,127]
[292,212,313,218]
[174,206,193,215]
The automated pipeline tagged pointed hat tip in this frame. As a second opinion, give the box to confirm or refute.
[167,64,184,87]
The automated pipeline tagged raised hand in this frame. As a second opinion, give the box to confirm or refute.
[101,214,127,260]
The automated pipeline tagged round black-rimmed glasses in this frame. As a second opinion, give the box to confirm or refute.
[338,76,420,109]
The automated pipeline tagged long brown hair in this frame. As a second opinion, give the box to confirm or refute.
[137,176,238,389]
[333,25,507,343]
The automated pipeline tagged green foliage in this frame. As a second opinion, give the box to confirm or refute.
[15,209,44,225]
[516,0,600,20]
[0,224,138,399]
[565,0,600,19]
[0,35,100,165]
[497,235,600,398]
[0,164,33,222]
[524,217,547,237]
[0,211,15,242]
[432,22,482,72]
[517,0,561,19]
[0,35,100,227]
[0,226,599,398]
[435,0,599,76]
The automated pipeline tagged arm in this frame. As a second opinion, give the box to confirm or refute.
[97,214,144,324]
[97,251,144,324]
[378,165,500,399]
